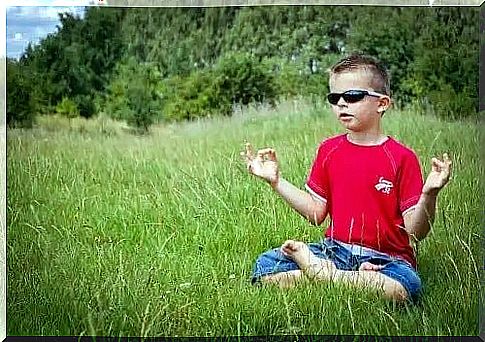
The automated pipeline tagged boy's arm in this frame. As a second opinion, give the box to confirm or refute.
[403,153,452,241]
[242,143,328,225]
[271,178,328,225]
[403,193,437,241]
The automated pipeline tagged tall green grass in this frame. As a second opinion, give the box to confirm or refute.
[7,102,482,336]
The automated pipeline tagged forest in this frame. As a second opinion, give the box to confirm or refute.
[6,6,479,130]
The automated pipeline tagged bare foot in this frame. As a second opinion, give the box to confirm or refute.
[281,240,337,280]
[358,262,384,272]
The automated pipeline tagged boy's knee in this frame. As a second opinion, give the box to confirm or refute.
[383,279,409,302]
[378,261,422,303]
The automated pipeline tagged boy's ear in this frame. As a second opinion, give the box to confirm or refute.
[377,96,391,114]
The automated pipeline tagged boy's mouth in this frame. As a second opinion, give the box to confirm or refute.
[339,113,354,118]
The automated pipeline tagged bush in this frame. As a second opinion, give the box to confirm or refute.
[159,53,278,121]
[269,54,338,102]
[160,72,225,121]
[427,83,477,120]
[55,97,79,119]
[74,94,97,118]
[103,58,162,132]
[124,77,160,133]
[273,61,305,98]
[212,52,278,111]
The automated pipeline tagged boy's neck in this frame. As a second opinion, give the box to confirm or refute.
[346,131,387,146]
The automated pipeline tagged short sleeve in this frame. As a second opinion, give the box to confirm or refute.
[398,151,424,215]
[305,143,330,203]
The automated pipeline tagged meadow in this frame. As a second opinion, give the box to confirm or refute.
[7,101,482,337]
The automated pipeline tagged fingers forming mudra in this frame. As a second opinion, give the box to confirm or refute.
[241,142,279,185]
[423,152,453,195]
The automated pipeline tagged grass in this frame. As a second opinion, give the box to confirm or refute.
[6,101,482,336]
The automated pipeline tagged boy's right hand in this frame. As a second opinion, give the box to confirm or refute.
[241,142,280,187]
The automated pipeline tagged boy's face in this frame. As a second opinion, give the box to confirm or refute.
[329,70,390,133]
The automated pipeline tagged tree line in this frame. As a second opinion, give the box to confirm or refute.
[7,6,479,130]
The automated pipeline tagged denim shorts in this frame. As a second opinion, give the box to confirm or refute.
[251,238,422,302]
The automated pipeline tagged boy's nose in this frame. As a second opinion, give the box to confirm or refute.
[337,96,348,106]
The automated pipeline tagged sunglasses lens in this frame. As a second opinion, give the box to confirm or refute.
[327,93,341,105]
[342,90,367,103]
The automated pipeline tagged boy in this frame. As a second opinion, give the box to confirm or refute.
[242,54,452,302]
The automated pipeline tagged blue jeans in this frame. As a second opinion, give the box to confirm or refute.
[252,238,422,302]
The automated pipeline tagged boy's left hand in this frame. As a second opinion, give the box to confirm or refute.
[422,153,452,196]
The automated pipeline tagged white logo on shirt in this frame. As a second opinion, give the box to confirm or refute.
[375,177,393,194]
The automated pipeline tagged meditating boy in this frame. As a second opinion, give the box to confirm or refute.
[242,54,452,302]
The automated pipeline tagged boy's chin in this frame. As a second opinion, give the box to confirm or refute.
[338,119,357,129]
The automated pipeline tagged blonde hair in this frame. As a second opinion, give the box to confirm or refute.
[330,54,390,96]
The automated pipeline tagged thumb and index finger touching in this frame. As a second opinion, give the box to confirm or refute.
[257,147,277,161]
[241,142,277,161]
[431,152,452,173]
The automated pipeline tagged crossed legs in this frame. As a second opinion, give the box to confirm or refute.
[261,240,409,302]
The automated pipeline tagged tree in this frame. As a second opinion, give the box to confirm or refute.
[405,7,478,118]
[6,58,39,127]
[18,7,126,118]
[103,58,161,132]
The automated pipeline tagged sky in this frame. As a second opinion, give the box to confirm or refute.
[4,1,93,60]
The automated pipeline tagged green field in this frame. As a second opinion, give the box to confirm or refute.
[7,102,482,336]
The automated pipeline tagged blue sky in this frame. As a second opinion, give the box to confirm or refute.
[5,1,92,59]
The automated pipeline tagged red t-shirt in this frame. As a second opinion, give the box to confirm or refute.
[305,134,423,267]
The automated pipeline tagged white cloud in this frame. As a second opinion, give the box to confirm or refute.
[33,25,55,38]
[11,6,84,21]
[5,4,86,59]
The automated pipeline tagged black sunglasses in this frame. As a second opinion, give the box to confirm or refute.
[327,89,385,105]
